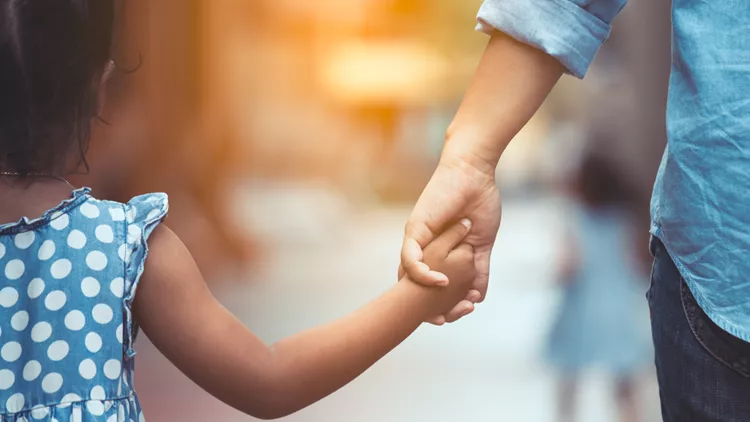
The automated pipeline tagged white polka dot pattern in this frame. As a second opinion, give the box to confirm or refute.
[79,359,97,380]
[10,311,29,331]
[86,251,107,271]
[60,393,81,406]
[95,225,114,244]
[79,202,101,219]
[47,340,69,361]
[118,244,128,263]
[5,260,24,281]
[6,392,24,413]
[92,304,113,324]
[49,212,69,230]
[0,370,15,390]
[126,207,136,224]
[41,373,63,394]
[67,230,87,250]
[81,277,100,298]
[27,278,45,299]
[49,259,71,280]
[87,400,105,416]
[91,385,105,401]
[64,311,86,331]
[109,207,126,221]
[110,278,124,298]
[37,241,55,261]
[31,405,49,419]
[0,192,166,418]
[44,291,66,311]
[85,332,102,353]
[14,232,35,250]
[23,361,41,381]
[1,342,21,362]
[146,209,161,221]
[127,225,142,244]
[103,360,121,380]
[30,323,52,343]
[0,287,19,308]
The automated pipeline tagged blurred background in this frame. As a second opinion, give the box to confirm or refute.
[77,0,674,420]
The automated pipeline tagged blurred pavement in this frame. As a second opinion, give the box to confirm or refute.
[135,185,661,422]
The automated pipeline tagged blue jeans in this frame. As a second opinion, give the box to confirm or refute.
[649,237,750,421]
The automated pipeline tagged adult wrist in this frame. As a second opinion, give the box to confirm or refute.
[441,130,501,179]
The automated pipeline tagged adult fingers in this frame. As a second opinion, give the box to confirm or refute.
[471,247,492,303]
[443,300,475,323]
[426,315,446,326]
[465,289,482,303]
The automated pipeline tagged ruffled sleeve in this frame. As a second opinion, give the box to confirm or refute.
[122,193,169,358]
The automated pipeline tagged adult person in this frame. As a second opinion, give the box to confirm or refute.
[402,1,750,420]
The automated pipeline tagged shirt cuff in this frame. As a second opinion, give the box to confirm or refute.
[476,0,613,79]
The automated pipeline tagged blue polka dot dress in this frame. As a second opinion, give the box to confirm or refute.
[0,188,168,421]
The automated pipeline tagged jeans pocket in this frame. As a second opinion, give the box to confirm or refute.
[680,279,750,377]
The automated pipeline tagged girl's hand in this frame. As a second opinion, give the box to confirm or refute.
[400,154,501,324]
[416,219,477,318]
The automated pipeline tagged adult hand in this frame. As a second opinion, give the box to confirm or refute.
[398,31,562,325]
[400,150,501,325]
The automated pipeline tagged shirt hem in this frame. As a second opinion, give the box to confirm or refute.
[650,224,750,343]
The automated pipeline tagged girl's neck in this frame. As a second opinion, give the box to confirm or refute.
[0,179,78,226]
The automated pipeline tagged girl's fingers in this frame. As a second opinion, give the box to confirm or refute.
[401,237,448,286]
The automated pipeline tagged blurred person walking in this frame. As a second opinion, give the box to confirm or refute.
[546,154,652,422]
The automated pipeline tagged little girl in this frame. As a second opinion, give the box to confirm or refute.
[0,2,476,421]
[546,153,652,422]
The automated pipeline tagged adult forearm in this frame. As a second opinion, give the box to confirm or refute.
[443,31,564,174]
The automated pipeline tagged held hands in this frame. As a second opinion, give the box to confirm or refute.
[401,152,502,325]
[408,219,477,318]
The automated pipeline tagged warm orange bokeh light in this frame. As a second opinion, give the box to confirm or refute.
[320,40,450,106]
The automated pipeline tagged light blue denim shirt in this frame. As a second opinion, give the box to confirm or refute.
[478,0,750,341]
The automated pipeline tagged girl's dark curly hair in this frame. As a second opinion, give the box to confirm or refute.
[0,0,115,176]
[577,152,635,209]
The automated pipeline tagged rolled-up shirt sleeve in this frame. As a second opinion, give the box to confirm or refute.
[476,0,627,78]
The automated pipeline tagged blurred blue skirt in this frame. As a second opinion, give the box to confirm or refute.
[545,277,653,376]
[545,208,654,376]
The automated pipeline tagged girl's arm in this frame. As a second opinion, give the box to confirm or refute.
[134,222,475,420]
